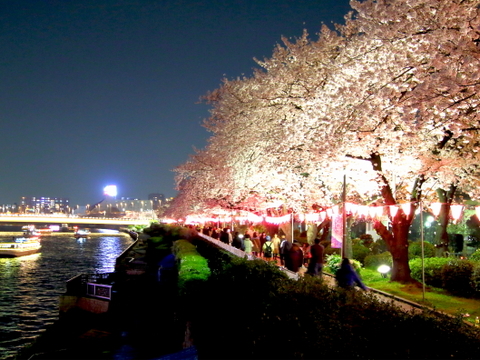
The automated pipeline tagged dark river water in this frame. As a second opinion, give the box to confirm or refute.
[0,233,134,360]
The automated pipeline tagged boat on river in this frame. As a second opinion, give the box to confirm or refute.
[0,237,41,257]
[74,229,91,238]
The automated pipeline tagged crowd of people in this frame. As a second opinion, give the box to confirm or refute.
[199,226,367,291]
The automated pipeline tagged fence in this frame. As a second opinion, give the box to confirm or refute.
[65,273,115,300]
[196,233,299,280]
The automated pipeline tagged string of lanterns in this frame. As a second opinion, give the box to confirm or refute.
[165,202,479,225]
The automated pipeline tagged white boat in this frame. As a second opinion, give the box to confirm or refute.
[0,237,41,257]
[74,229,91,238]
[22,225,41,237]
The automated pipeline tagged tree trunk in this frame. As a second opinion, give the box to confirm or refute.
[306,223,317,244]
[374,217,413,283]
[434,186,456,257]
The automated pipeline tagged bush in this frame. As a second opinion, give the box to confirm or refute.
[326,254,362,275]
[470,264,480,295]
[469,249,480,262]
[188,240,480,359]
[408,241,436,259]
[370,239,388,254]
[409,257,450,288]
[364,251,392,270]
[173,239,211,296]
[441,259,475,297]
[352,243,371,265]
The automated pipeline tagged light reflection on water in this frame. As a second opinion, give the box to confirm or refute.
[0,234,133,360]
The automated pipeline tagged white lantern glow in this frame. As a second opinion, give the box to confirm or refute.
[430,203,442,217]
[450,205,464,222]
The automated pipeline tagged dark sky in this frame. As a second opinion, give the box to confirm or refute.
[0,0,351,206]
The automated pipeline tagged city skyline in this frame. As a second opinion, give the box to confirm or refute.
[0,0,351,205]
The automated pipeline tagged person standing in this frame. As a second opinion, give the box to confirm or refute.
[243,234,253,256]
[262,236,274,261]
[279,235,291,266]
[219,228,230,244]
[285,241,303,273]
[271,234,281,263]
[251,232,261,257]
[307,238,325,277]
[232,232,245,250]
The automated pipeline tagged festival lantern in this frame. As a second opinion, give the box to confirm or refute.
[450,205,464,223]
[326,208,333,218]
[319,211,326,222]
[332,205,340,216]
[476,206,480,220]
[389,205,398,218]
[401,203,411,216]
[305,212,320,222]
[430,203,442,217]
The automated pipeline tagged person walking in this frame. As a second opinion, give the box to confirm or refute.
[306,238,325,278]
[262,236,274,261]
[335,258,368,291]
[243,234,253,256]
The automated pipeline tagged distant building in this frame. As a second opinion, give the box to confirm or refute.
[148,193,165,210]
[89,198,155,219]
[21,196,70,214]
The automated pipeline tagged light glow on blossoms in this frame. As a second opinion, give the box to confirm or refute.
[265,213,291,224]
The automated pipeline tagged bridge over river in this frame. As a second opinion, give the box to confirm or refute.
[0,214,153,230]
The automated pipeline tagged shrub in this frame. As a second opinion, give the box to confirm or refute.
[359,234,374,247]
[441,259,475,297]
[470,264,480,296]
[326,254,362,275]
[370,239,388,254]
[352,243,371,265]
[173,239,211,296]
[469,249,480,262]
[364,251,392,270]
[408,241,436,259]
[324,244,341,257]
[409,257,450,288]
[189,241,480,359]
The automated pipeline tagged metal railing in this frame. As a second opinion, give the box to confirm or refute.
[65,273,115,300]
[196,233,299,280]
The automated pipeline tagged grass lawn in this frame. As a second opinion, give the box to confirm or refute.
[358,267,480,325]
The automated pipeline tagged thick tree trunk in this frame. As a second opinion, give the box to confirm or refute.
[374,218,413,283]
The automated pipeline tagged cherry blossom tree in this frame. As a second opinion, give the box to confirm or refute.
[170,0,480,282]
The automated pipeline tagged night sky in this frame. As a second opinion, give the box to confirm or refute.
[0,0,350,206]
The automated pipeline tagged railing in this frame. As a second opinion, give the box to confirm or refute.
[196,233,299,280]
[65,273,115,300]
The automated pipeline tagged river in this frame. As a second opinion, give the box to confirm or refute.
[0,233,134,360]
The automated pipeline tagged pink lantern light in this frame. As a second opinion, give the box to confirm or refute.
[319,211,326,222]
[332,205,340,216]
[357,206,369,218]
[326,208,333,218]
[389,205,398,218]
[305,213,320,222]
[450,205,464,222]
[401,203,411,216]
[476,206,480,220]
[430,203,442,217]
